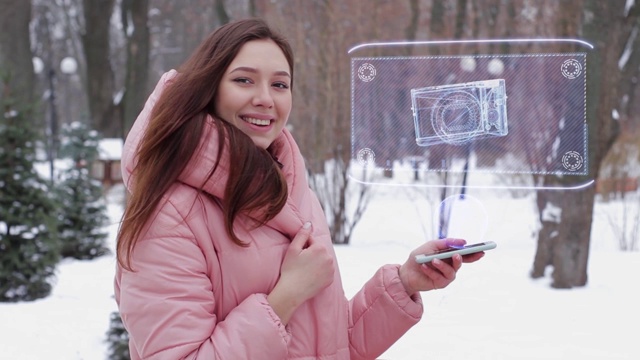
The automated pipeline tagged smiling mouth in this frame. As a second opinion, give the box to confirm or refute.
[241,116,272,126]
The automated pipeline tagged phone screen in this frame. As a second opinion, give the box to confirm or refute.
[432,242,489,254]
[415,241,496,264]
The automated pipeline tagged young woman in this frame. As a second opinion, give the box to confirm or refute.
[115,18,485,360]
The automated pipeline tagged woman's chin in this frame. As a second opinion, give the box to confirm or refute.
[250,136,274,150]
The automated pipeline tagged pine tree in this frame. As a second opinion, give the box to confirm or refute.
[106,311,131,360]
[55,121,110,260]
[0,96,61,302]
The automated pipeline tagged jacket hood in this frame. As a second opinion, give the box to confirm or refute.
[122,70,308,240]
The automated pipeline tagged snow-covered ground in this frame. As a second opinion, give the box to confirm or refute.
[1,178,638,359]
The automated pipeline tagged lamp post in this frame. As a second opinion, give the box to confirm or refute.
[40,56,78,182]
[44,61,58,182]
[33,56,57,181]
[459,56,479,197]
[59,56,78,125]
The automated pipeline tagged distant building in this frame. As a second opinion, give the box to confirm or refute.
[92,138,123,188]
[596,177,638,199]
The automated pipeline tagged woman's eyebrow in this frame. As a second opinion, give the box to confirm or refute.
[274,70,291,78]
[229,66,291,78]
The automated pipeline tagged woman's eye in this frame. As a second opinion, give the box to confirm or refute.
[233,78,252,84]
[273,82,289,90]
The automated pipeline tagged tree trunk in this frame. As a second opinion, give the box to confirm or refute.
[82,0,118,136]
[121,0,150,139]
[532,0,638,288]
[554,187,596,287]
[531,188,557,278]
[215,0,230,25]
[248,0,258,17]
[0,0,34,113]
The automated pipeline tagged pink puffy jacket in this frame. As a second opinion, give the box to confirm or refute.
[114,70,423,359]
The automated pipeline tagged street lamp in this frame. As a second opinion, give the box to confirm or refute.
[460,57,476,72]
[59,56,78,127]
[32,55,58,181]
[33,57,45,75]
[487,58,505,76]
[47,64,58,182]
[60,57,77,75]
[34,55,78,182]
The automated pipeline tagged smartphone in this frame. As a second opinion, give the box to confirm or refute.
[414,241,497,264]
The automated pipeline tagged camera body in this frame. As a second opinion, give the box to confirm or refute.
[411,79,508,146]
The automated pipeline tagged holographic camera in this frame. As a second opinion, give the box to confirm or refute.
[411,79,508,146]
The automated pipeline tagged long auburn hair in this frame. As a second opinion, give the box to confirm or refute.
[117,18,293,270]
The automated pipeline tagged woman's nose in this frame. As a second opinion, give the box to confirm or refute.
[252,85,274,108]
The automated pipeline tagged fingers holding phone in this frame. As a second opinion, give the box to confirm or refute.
[399,239,494,295]
[415,241,496,264]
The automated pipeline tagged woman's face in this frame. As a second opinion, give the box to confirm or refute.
[216,39,292,149]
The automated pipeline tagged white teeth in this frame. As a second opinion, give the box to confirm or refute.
[242,116,271,126]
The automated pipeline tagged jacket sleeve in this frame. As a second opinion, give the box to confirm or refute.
[115,199,291,360]
[347,264,424,360]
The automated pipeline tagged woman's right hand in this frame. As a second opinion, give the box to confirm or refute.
[267,222,335,325]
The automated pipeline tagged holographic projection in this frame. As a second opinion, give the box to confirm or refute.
[349,40,593,190]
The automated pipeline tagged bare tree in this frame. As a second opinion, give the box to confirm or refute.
[146,0,222,81]
[215,0,230,24]
[531,0,640,288]
[308,147,372,245]
[81,0,119,136]
[591,0,640,252]
[602,189,640,252]
[0,0,34,113]
[121,0,150,138]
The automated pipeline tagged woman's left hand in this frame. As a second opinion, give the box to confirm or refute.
[399,238,485,296]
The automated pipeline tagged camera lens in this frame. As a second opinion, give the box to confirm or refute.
[431,91,481,145]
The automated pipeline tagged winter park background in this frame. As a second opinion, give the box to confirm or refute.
[1,159,638,360]
[2,1,640,359]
